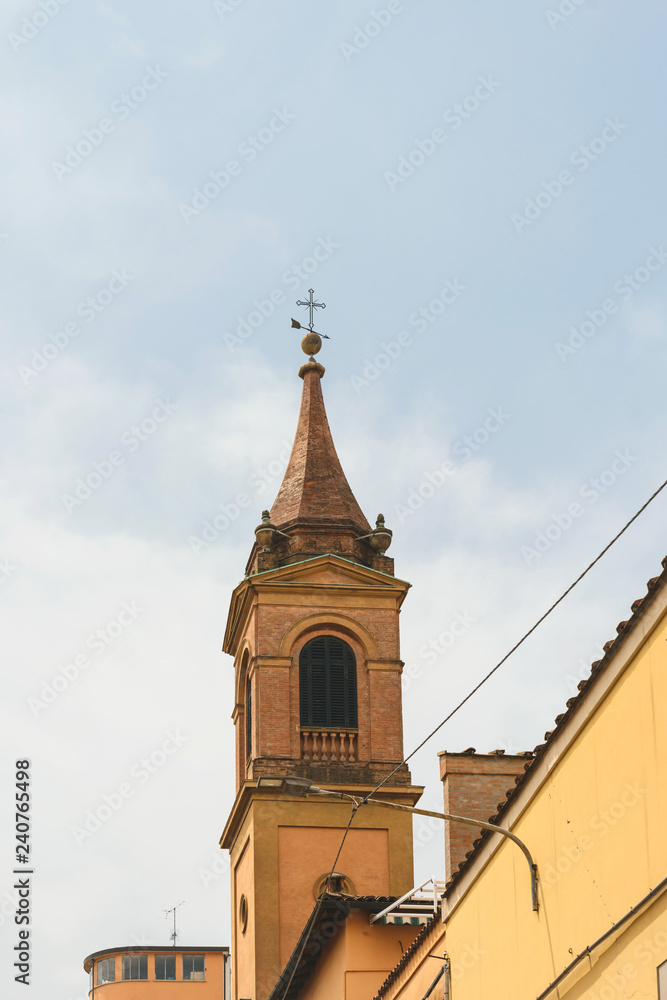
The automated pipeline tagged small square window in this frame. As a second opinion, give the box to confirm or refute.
[122,955,147,980]
[97,958,115,985]
[658,959,667,998]
[155,955,177,980]
[183,954,205,980]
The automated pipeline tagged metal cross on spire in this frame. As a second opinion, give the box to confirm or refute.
[296,288,326,331]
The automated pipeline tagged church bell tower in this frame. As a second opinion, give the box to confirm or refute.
[220,315,422,1000]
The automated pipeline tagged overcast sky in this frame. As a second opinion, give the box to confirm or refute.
[2,2,667,997]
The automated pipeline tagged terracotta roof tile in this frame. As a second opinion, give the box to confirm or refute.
[270,362,370,533]
[444,555,667,893]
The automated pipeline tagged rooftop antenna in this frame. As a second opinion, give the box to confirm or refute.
[163,901,186,947]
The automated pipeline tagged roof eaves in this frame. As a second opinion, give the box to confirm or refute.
[267,895,398,1000]
[444,555,667,895]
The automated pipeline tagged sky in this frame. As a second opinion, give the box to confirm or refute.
[1,1,667,997]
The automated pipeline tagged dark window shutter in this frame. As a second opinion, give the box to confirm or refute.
[299,636,357,729]
[246,676,252,757]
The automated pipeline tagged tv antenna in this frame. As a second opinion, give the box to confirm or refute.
[163,901,186,946]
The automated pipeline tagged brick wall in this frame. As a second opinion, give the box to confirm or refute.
[439,750,533,882]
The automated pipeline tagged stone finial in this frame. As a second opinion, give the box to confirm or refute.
[254,510,277,552]
[368,514,392,554]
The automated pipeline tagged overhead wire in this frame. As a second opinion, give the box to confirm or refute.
[279,803,359,1000]
[278,474,667,998]
[363,473,667,802]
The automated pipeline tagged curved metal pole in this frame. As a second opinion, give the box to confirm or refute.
[278,778,539,911]
[360,796,539,912]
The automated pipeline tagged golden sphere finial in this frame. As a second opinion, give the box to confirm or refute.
[301,332,322,357]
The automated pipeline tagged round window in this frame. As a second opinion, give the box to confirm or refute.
[312,872,355,899]
[239,894,248,933]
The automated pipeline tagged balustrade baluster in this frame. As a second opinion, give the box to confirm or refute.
[299,730,357,761]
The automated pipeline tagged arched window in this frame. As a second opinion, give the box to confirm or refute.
[299,636,357,729]
[246,675,252,758]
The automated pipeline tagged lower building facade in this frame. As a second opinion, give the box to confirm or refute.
[83,946,231,999]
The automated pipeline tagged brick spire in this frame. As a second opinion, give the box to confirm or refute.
[270,360,371,535]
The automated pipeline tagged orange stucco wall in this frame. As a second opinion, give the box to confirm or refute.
[233,835,255,1000]
[298,909,419,1000]
[85,950,228,1000]
[278,826,390,967]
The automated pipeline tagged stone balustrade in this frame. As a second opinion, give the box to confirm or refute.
[300,729,357,762]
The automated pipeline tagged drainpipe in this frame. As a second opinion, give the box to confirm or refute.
[422,954,450,1000]
[443,954,451,999]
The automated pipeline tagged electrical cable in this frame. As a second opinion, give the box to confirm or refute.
[279,804,358,1000]
[277,475,667,998]
[363,474,667,802]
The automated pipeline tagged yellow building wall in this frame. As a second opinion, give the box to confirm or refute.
[440,604,667,1000]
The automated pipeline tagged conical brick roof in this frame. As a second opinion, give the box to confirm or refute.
[270,361,371,534]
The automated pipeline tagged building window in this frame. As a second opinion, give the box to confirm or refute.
[97,957,115,984]
[299,636,357,729]
[183,954,205,981]
[659,959,667,997]
[155,955,176,980]
[246,675,252,758]
[122,955,147,980]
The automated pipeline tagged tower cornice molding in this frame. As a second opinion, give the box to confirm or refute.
[224,553,411,657]
[220,780,425,852]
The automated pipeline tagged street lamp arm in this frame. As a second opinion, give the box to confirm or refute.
[358,796,539,912]
[260,776,539,911]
